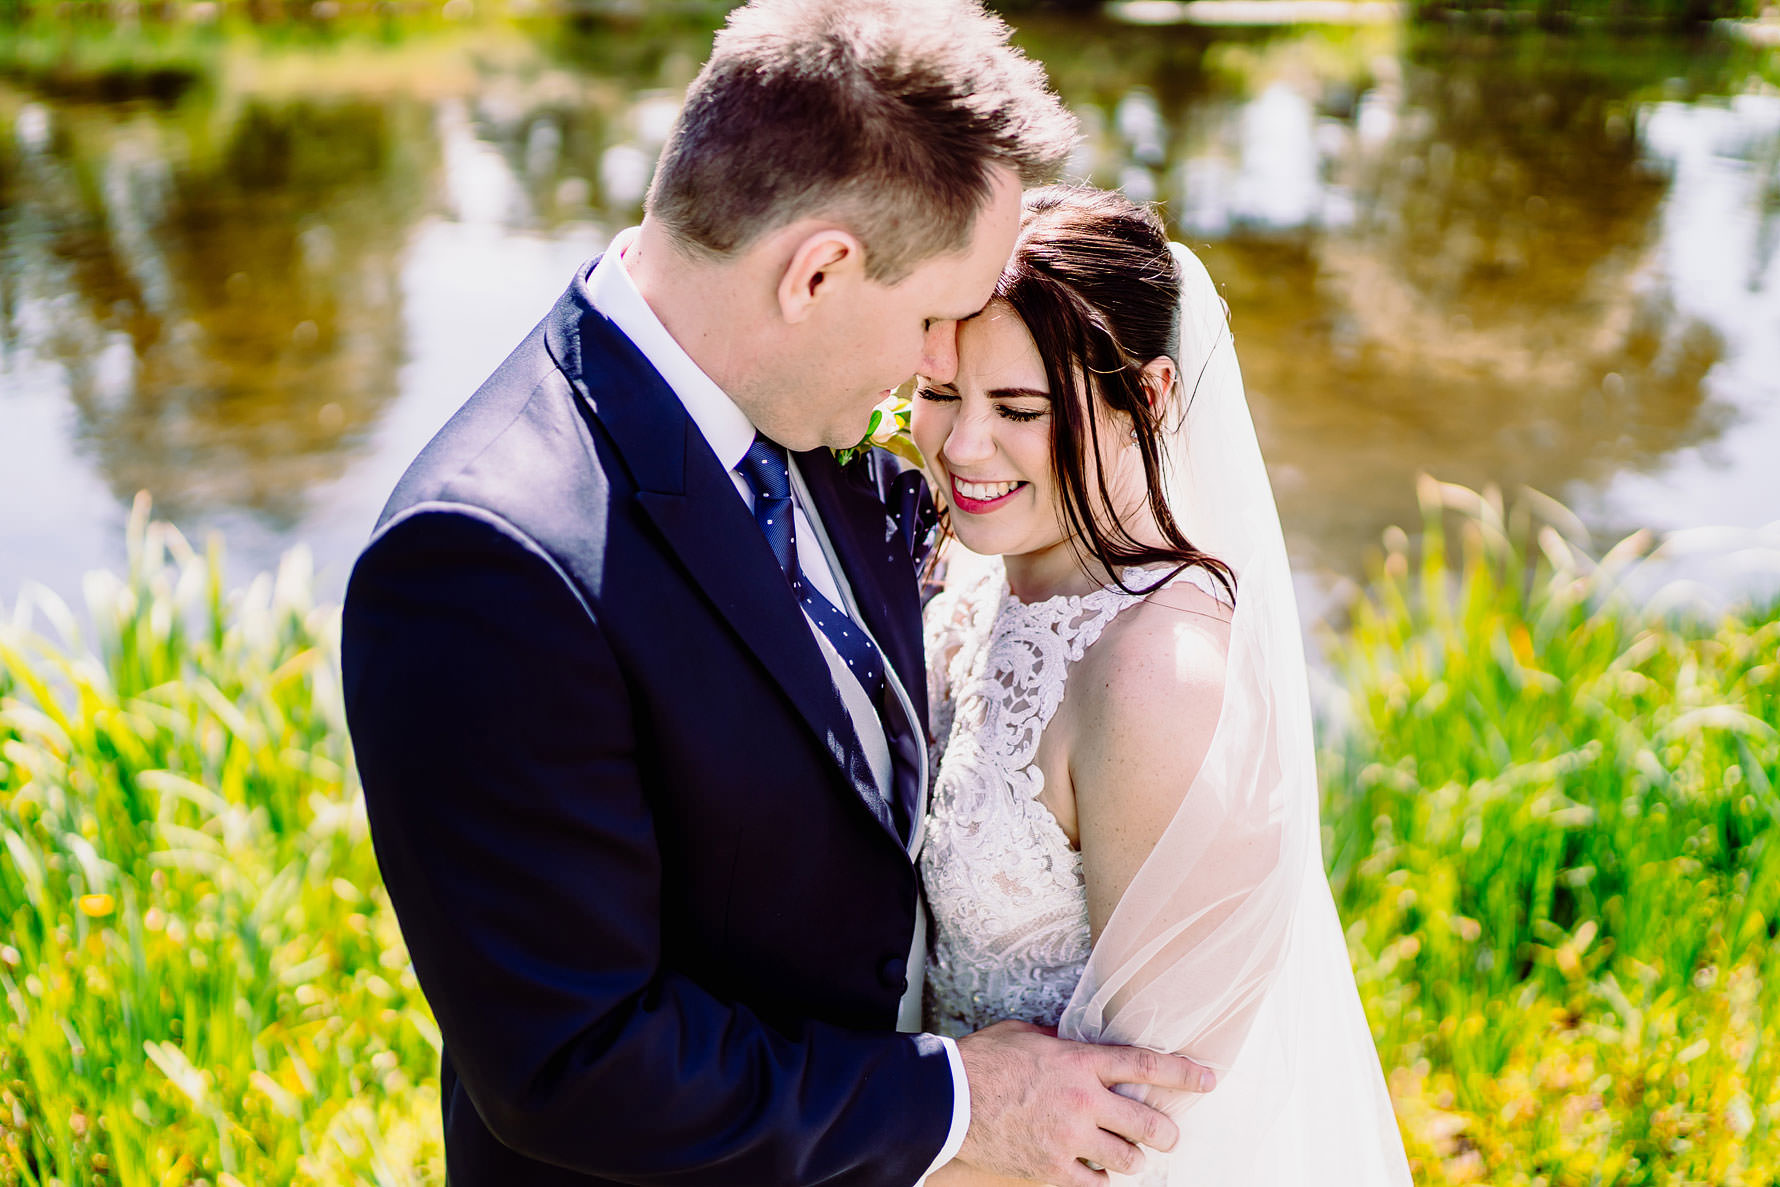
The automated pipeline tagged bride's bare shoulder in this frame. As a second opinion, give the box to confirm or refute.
[1068,570,1235,922]
[1078,571,1233,705]
[1067,569,1232,787]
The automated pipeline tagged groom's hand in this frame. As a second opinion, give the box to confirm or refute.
[953,1020,1215,1187]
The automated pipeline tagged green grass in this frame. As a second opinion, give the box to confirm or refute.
[0,494,441,1185]
[1,481,1775,1183]
[1324,476,1780,1184]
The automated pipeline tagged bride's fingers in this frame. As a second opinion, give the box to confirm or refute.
[1079,1131,1147,1179]
[1097,1091,1180,1153]
[1057,1155,1112,1187]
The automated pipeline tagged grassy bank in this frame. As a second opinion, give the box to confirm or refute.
[1326,478,1780,1184]
[1,483,1776,1184]
[0,495,442,1184]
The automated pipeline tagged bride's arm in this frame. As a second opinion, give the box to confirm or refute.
[1063,586,1294,1074]
[1070,592,1234,945]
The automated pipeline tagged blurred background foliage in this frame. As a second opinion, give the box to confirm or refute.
[4,1,1776,599]
[5,487,1776,1184]
[2,0,1779,1183]
[1326,481,1780,1183]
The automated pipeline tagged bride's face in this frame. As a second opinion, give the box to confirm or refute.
[912,301,1075,569]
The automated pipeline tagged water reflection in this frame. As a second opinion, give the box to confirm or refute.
[3,90,429,527]
[1590,89,1780,542]
[459,17,708,228]
[1,18,1776,610]
[1030,21,1770,578]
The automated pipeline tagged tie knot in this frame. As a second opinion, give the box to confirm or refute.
[738,435,792,501]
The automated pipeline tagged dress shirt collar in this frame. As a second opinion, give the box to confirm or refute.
[587,226,757,474]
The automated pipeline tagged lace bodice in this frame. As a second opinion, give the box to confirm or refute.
[920,557,1223,1036]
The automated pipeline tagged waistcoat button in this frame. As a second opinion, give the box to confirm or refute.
[878,955,907,992]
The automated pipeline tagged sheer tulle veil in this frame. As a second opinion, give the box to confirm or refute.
[1054,243,1413,1184]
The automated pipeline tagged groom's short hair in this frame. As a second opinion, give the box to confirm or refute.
[646,0,1077,283]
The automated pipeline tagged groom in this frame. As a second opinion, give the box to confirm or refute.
[342,2,1212,1184]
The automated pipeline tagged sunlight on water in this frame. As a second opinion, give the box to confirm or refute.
[1594,95,1780,541]
[1,17,1776,615]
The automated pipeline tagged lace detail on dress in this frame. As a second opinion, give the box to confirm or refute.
[921,558,1221,1036]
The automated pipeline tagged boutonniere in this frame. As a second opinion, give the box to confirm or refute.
[834,383,924,469]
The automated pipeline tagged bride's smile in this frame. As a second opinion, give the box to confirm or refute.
[948,476,1028,508]
[913,300,1085,599]
[914,299,1157,602]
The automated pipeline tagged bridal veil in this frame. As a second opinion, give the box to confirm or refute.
[1054,243,1413,1184]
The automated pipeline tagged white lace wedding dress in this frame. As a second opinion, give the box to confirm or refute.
[919,552,1414,1185]
[917,241,1411,1185]
[921,557,1225,1038]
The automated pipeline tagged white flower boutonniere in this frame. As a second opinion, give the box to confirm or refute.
[834,385,924,469]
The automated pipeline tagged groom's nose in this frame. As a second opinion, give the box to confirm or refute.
[919,320,961,385]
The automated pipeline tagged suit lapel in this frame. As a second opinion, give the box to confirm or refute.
[544,265,888,831]
[634,462,888,826]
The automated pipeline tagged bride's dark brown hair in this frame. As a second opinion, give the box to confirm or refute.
[938,184,1234,599]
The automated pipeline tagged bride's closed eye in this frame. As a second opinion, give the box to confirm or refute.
[917,387,1048,424]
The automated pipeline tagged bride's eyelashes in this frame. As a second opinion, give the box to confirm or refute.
[916,387,1048,423]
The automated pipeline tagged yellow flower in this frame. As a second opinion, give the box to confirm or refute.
[868,396,906,445]
[835,391,922,467]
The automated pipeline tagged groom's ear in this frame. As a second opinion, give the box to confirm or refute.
[776,229,864,324]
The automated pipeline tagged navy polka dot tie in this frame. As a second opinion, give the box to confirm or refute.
[738,436,886,702]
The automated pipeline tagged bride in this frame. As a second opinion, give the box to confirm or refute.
[915,186,1413,1185]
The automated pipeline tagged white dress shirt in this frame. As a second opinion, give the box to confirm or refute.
[586,230,970,1182]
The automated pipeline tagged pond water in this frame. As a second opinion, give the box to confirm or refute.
[2,15,1777,621]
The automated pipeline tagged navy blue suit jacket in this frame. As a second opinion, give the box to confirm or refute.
[341,259,954,1186]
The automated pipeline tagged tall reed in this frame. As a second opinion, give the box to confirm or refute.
[1324,476,1780,1184]
[0,494,442,1185]
[2,480,1775,1183]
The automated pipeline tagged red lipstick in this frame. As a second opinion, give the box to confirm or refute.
[949,476,1028,515]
